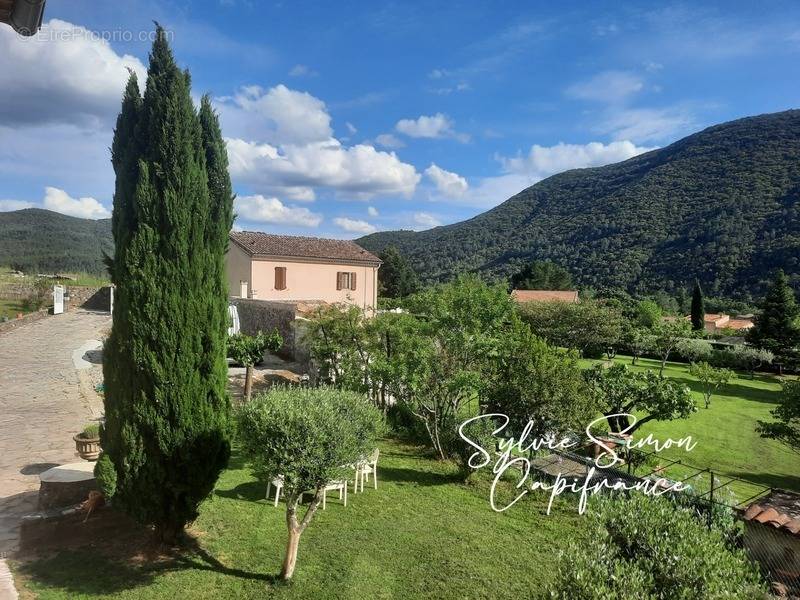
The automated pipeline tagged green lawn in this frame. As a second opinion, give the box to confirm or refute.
[582,355,799,503]
[13,440,584,599]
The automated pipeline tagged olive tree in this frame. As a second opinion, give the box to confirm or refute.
[237,386,384,580]
[227,330,283,402]
[652,319,692,376]
[689,361,733,408]
[724,345,774,379]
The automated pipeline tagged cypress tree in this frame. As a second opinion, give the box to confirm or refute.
[690,279,705,331]
[748,270,800,360]
[102,26,231,544]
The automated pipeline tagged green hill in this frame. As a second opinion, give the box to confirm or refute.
[0,208,113,275]
[359,110,800,300]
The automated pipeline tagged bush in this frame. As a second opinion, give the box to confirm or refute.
[226,330,283,366]
[94,453,117,499]
[447,415,498,480]
[79,423,100,439]
[549,494,766,599]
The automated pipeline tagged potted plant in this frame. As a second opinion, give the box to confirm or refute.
[74,423,101,461]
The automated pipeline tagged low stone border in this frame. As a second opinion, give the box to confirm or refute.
[0,309,49,335]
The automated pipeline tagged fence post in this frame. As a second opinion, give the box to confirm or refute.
[708,470,714,527]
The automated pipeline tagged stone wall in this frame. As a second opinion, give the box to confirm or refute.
[229,298,299,359]
[66,286,112,311]
[0,308,49,334]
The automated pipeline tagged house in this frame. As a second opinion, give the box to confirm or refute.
[226,231,381,311]
[0,0,46,35]
[741,489,800,595]
[511,290,580,303]
[694,313,754,334]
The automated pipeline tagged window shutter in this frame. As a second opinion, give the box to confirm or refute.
[336,272,342,290]
[275,266,286,290]
[350,272,357,290]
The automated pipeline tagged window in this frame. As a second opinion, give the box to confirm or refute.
[274,266,287,290]
[336,271,357,291]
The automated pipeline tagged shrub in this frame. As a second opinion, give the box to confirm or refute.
[94,453,117,499]
[237,386,385,580]
[79,423,101,439]
[447,415,498,480]
[227,330,283,401]
[549,494,766,599]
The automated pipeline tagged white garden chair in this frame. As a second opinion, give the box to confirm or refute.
[355,448,380,492]
[266,475,284,507]
[321,479,347,509]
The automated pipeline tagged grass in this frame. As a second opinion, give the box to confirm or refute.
[0,266,109,287]
[582,355,799,503]
[0,298,32,320]
[13,439,585,599]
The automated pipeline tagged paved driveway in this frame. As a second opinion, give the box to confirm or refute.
[0,309,111,558]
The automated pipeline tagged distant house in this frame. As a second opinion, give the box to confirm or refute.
[511,290,579,304]
[0,0,46,35]
[694,313,754,334]
[226,231,381,311]
[741,490,800,595]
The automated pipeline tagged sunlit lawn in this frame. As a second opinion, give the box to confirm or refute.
[582,355,799,503]
[14,440,585,599]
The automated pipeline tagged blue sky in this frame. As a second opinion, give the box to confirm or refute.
[1,1,799,237]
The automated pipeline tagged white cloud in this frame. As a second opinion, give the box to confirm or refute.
[345,122,358,135]
[43,187,110,219]
[594,107,696,143]
[413,212,442,229]
[0,19,147,127]
[289,64,317,77]
[367,206,379,217]
[395,113,469,143]
[498,140,655,179]
[226,137,420,199]
[0,199,34,211]
[375,133,405,149]
[566,71,644,104]
[235,194,322,227]
[217,84,333,145]
[425,163,468,198]
[333,217,377,234]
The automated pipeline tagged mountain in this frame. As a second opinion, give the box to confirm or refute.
[358,110,800,300]
[0,208,113,275]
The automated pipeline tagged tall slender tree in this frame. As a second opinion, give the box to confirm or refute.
[102,27,232,544]
[690,279,705,332]
[748,270,800,360]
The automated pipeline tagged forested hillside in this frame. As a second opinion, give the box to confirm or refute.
[0,208,112,274]
[359,110,800,300]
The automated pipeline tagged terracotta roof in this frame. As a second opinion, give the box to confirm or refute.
[511,290,579,303]
[725,319,754,330]
[742,490,800,537]
[230,231,381,265]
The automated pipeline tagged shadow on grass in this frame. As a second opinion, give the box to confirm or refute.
[215,479,265,502]
[727,471,800,495]
[378,465,461,487]
[665,375,780,404]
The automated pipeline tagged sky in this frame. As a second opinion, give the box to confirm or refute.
[1,1,799,238]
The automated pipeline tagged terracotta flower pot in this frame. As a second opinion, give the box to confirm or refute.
[74,434,101,461]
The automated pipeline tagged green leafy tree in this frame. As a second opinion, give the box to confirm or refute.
[518,299,623,356]
[549,494,767,599]
[509,260,573,291]
[747,270,800,361]
[652,319,692,376]
[757,380,800,454]
[691,279,706,331]
[227,330,283,401]
[689,361,733,408]
[484,320,596,442]
[378,245,419,298]
[584,363,695,434]
[237,386,384,580]
[624,325,654,366]
[101,27,232,544]
[635,299,662,329]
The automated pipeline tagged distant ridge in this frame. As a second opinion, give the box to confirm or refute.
[358,109,800,300]
[0,208,112,274]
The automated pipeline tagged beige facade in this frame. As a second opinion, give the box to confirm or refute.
[226,239,379,311]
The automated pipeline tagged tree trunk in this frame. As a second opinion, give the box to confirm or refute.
[244,365,253,402]
[281,526,302,580]
[659,355,667,377]
[631,354,638,366]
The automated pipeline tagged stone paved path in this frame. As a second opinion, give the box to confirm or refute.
[0,309,111,587]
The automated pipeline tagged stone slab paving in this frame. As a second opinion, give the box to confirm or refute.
[0,309,111,598]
